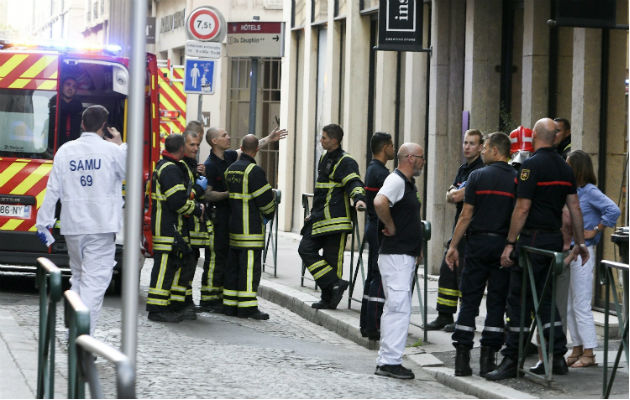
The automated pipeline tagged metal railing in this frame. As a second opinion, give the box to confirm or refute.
[600,259,629,399]
[64,290,136,398]
[411,221,431,344]
[262,189,281,277]
[36,257,63,399]
[515,245,565,386]
[300,193,316,289]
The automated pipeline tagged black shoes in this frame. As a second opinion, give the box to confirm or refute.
[479,346,497,377]
[312,301,332,309]
[328,279,349,309]
[454,345,472,376]
[529,355,569,375]
[238,310,270,320]
[443,322,456,332]
[148,311,184,323]
[425,313,454,330]
[485,356,517,381]
[197,301,224,313]
[180,305,197,320]
[375,364,415,380]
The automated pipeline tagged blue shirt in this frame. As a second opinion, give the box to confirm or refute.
[578,183,620,246]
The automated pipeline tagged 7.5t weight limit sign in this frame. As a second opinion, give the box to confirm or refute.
[186,6,225,42]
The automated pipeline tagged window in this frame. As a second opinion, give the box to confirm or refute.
[0,90,55,158]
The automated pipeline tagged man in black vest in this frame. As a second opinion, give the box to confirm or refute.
[373,142,424,380]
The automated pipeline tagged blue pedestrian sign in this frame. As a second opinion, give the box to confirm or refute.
[184,59,215,94]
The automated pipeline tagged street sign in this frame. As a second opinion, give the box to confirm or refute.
[186,6,226,42]
[184,59,215,94]
[226,22,284,58]
[185,40,222,59]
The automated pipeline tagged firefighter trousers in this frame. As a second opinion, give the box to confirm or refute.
[170,249,198,310]
[298,220,348,302]
[436,239,466,315]
[147,251,183,312]
[452,235,509,350]
[360,218,384,339]
[201,210,227,305]
[223,248,262,316]
[502,231,567,359]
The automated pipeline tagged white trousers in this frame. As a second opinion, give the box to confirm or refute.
[566,245,598,349]
[65,233,116,335]
[377,253,415,366]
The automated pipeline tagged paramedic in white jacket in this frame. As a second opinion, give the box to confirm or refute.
[36,105,127,335]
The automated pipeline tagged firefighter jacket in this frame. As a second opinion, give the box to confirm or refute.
[310,147,366,237]
[182,157,210,248]
[151,151,202,253]
[224,153,275,249]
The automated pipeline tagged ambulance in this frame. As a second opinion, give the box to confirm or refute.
[0,40,162,292]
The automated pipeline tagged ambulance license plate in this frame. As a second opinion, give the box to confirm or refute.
[0,204,32,219]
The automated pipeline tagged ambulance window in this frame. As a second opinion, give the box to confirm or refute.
[0,89,55,158]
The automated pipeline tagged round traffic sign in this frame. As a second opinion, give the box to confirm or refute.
[186,7,224,41]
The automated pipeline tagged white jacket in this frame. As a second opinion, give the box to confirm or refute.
[36,132,127,235]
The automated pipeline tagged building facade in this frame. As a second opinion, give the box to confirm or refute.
[277,0,628,301]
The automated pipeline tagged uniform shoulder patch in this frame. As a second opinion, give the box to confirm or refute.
[520,168,530,181]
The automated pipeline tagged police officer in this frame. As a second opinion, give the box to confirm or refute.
[36,105,126,335]
[426,129,484,331]
[445,132,516,377]
[223,135,275,319]
[201,126,287,312]
[486,118,589,380]
[360,132,395,340]
[169,129,208,320]
[146,134,204,323]
[298,124,366,310]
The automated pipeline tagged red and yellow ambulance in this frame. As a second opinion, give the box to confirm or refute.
[0,40,162,291]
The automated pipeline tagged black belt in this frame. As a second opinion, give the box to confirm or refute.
[468,231,505,238]
[521,229,560,236]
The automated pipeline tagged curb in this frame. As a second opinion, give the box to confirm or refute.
[259,278,536,399]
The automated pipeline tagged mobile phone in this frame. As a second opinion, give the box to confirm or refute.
[104,123,114,139]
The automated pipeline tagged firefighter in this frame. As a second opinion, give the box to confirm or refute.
[36,105,125,335]
[223,135,276,319]
[298,124,366,310]
[146,134,204,323]
[169,128,208,320]
[425,129,484,331]
[487,118,589,381]
[360,132,395,340]
[200,126,287,313]
[444,132,516,377]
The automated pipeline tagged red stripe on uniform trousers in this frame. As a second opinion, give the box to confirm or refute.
[475,190,515,198]
[365,186,380,192]
[536,181,572,187]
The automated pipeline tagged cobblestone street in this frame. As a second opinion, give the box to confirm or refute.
[2,266,472,399]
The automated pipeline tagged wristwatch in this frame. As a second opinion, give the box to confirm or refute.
[579,243,587,248]
[594,225,600,232]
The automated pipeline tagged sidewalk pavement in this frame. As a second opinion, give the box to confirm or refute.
[257,230,628,399]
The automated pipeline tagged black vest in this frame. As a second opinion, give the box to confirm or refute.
[379,169,423,257]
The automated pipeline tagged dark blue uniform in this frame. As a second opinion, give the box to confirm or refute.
[502,147,576,360]
[360,159,389,340]
[199,149,239,307]
[436,156,484,315]
[452,162,516,350]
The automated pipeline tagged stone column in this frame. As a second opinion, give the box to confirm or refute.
[463,0,502,132]
[521,0,550,128]
[426,0,466,273]
[570,28,601,155]
[374,51,398,136]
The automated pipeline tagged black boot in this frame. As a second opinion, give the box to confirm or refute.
[454,345,472,376]
[479,346,497,377]
[485,356,517,381]
[425,313,453,330]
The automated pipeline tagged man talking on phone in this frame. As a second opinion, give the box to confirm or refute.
[36,105,126,335]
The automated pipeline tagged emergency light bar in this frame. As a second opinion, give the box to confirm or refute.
[0,39,122,55]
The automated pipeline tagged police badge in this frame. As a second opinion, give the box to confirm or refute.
[520,168,530,181]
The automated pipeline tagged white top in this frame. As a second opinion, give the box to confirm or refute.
[36,132,127,235]
[377,171,406,206]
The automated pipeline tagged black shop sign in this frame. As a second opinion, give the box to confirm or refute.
[377,0,423,52]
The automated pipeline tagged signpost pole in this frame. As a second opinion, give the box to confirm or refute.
[198,94,203,123]
[248,58,258,134]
